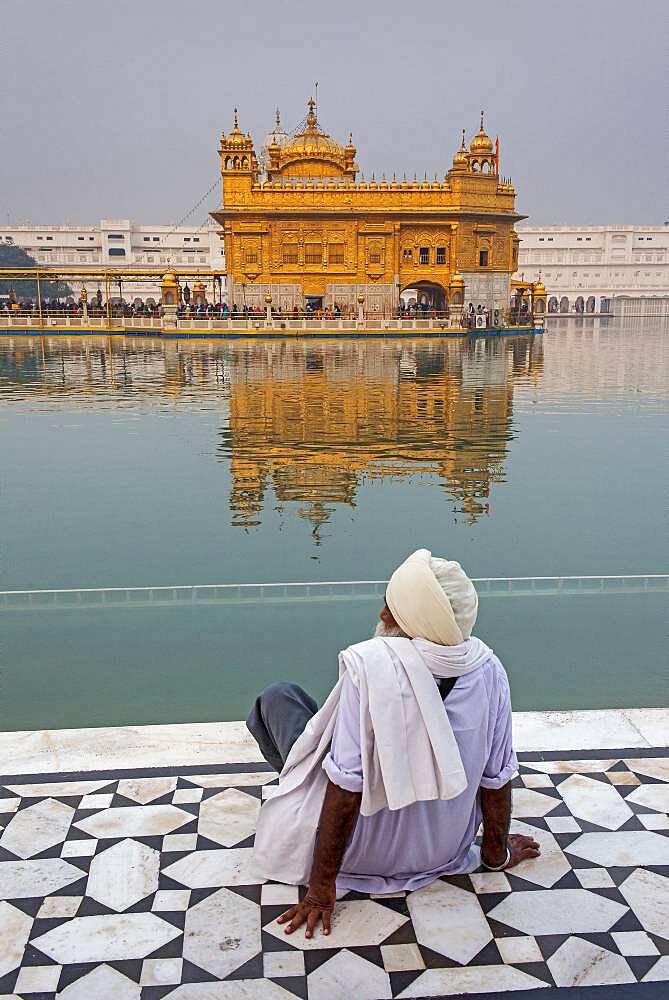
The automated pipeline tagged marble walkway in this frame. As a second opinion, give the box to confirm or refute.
[0,710,667,999]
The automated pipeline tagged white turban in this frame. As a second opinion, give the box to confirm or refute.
[385,548,478,645]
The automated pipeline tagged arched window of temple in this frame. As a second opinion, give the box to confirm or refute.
[471,161,479,173]
[586,295,596,313]
[575,296,585,313]
[233,156,240,169]
[241,156,248,169]
[481,161,489,174]
[548,296,558,313]
[560,296,570,313]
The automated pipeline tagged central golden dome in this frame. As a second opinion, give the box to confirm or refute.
[268,98,356,180]
[284,128,345,158]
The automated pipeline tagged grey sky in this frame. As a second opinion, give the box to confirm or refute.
[2,0,665,227]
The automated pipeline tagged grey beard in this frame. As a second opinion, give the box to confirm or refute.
[374,620,409,639]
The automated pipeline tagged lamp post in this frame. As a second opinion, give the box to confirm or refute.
[357,291,365,327]
[81,285,88,322]
[265,292,273,326]
[36,271,43,327]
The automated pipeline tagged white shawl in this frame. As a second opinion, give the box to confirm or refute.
[252,634,492,885]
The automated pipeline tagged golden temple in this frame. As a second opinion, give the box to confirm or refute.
[211,100,525,317]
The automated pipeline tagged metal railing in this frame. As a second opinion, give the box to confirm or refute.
[0,575,665,613]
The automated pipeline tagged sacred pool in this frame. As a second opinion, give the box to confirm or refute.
[1,319,666,731]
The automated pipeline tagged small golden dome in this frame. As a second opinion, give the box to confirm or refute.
[161,271,178,284]
[226,108,253,149]
[533,278,546,294]
[452,129,469,169]
[470,110,493,154]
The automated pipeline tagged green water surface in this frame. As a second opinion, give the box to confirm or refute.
[1,320,667,729]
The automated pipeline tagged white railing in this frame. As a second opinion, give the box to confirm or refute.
[0,575,665,612]
[0,315,544,334]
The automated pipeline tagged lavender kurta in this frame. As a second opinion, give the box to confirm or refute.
[322,653,517,893]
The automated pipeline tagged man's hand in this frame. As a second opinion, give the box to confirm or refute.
[506,833,541,867]
[277,779,361,939]
[480,782,542,870]
[278,883,336,938]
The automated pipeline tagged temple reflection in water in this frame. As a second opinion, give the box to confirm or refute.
[219,336,543,531]
[1,334,544,531]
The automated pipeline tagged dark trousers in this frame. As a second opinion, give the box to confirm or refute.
[246,682,318,772]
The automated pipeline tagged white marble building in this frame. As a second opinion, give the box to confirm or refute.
[515,224,669,317]
[3,220,669,317]
[0,220,226,302]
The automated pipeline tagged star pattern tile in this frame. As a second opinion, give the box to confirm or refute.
[0,752,666,997]
[197,788,261,847]
[407,880,491,964]
[618,868,669,939]
[32,912,182,964]
[87,839,160,911]
[547,936,635,987]
[0,798,74,859]
[557,774,633,829]
[488,888,628,936]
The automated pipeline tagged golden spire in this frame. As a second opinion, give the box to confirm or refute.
[275,107,281,128]
[452,127,469,170]
[470,109,493,154]
[306,97,317,129]
[225,106,252,150]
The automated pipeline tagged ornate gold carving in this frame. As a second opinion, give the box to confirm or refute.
[213,105,523,300]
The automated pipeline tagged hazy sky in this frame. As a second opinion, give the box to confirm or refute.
[2,0,665,227]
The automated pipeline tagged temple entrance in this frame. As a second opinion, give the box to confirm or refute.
[400,281,448,315]
[305,295,323,314]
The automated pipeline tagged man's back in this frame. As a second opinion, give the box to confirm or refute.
[323,653,517,893]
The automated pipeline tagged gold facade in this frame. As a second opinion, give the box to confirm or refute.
[211,104,525,315]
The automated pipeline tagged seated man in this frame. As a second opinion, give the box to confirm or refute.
[247,549,539,938]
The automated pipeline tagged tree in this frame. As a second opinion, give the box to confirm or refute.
[0,244,72,300]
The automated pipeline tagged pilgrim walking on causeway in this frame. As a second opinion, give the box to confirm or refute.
[246,548,541,938]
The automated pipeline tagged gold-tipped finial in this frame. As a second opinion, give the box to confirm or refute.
[275,107,281,128]
[470,110,493,153]
[461,128,467,148]
[233,107,239,129]
[307,97,317,127]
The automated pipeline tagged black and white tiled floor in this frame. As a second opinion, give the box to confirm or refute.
[1,751,668,998]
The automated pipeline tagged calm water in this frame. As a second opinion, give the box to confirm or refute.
[1,320,667,728]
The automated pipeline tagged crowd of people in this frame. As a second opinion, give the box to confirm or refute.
[1,295,534,327]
